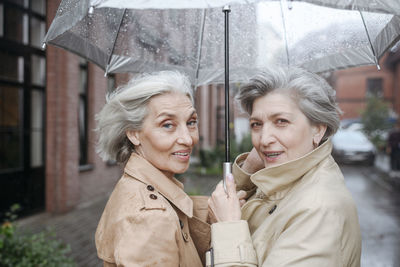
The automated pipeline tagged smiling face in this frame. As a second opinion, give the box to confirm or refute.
[127,92,199,179]
[250,91,326,168]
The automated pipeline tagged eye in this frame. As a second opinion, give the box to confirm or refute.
[187,119,198,127]
[276,118,289,126]
[250,121,262,129]
[162,122,174,129]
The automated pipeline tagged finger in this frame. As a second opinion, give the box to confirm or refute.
[225,174,237,197]
[237,190,247,200]
[212,181,225,197]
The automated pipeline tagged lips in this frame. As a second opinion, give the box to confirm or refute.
[172,150,191,161]
[263,151,283,161]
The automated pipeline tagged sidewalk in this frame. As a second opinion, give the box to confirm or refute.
[374,152,400,188]
[17,195,109,267]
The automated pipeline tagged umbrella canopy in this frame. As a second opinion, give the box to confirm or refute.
[44,0,400,86]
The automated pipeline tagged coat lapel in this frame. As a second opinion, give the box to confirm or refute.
[124,153,193,218]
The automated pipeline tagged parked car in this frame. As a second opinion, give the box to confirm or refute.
[331,129,376,165]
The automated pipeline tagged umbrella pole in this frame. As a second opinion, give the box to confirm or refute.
[223,6,231,193]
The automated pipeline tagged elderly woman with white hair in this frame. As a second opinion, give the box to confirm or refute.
[95,71,210,267]
[207,67,361,267]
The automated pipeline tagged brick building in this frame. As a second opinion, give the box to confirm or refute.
[330,53,398,120]
[0,0,123,218]
[385,48,400,115]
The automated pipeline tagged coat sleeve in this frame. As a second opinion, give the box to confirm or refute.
[207,207,346,267]
[206,220,258,267]
[112,209,180,267]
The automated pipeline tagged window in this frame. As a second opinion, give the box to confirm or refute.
[0,0,46,217]
[4,5,28,44]
[30,90,43,167]
[0,86,22,170]
[366,78,383,98]
[31,54,45,85]
[79,61,88,166]
[30,16,45,48]
[107,74,115,94]
[31,0,45,16]
[0,51,24,82]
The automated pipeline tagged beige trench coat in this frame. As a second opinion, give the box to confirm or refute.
[95,153,210,267]
[207,140,361,267]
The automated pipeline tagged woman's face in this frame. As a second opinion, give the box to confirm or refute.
[250,91,326,168]
[127,92,199,178]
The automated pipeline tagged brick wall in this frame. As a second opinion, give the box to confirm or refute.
[333,57,395,119]
[78,64,122,205]
[46,0,121,213]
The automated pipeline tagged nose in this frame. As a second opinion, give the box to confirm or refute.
[259,125,276,147]
[177,125,193,146]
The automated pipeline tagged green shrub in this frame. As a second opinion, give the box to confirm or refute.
[360,96,393,150]
[0,204,76,267]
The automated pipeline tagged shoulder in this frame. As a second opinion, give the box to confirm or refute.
[96,174,179,260]
[292,158,357,218]
[99,173,175,225]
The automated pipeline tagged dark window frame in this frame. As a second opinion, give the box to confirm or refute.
[0,0,46,218]
[366,77,383,98]
[79,61,89,166]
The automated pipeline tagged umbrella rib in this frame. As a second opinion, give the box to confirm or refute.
[105,8,127,76]
[359,10,381,70]
[279,0,290,67]
[194,9,207,86]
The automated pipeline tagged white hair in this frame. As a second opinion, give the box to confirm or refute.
[236,66,342,144]
[95,71,193,163]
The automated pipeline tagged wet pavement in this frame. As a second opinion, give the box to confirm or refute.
[342,164,400,267]
[16,160,400,267]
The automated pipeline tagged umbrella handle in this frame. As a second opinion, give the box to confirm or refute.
[222,162,232,194]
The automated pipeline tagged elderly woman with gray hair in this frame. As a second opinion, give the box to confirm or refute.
[94,71,210,267]
[207,67,361,267]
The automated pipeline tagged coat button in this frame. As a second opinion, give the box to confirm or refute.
[147,185,154,191]
[183,232,189,242]
[149,194,157,200]
[179,219,184,229]
[269,204,277,214]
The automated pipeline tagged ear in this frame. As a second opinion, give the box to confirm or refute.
[126,130,141,146]
[312,124,327,145]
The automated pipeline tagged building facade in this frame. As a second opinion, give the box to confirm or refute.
[0,0,123,218]
[330,54,398,120]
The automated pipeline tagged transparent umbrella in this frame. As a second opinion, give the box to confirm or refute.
[43,0,400,186]
[43,0,400,85]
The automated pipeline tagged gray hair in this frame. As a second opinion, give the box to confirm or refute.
[236,66,342,143]
[96,71,193,163]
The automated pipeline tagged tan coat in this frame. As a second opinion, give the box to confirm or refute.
[207,140,361,267]
[95,153,210,267]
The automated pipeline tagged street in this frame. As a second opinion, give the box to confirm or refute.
[341,165,400,267]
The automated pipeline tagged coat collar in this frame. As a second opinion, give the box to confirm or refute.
[251,139,333,199]
[124,153,193,218]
